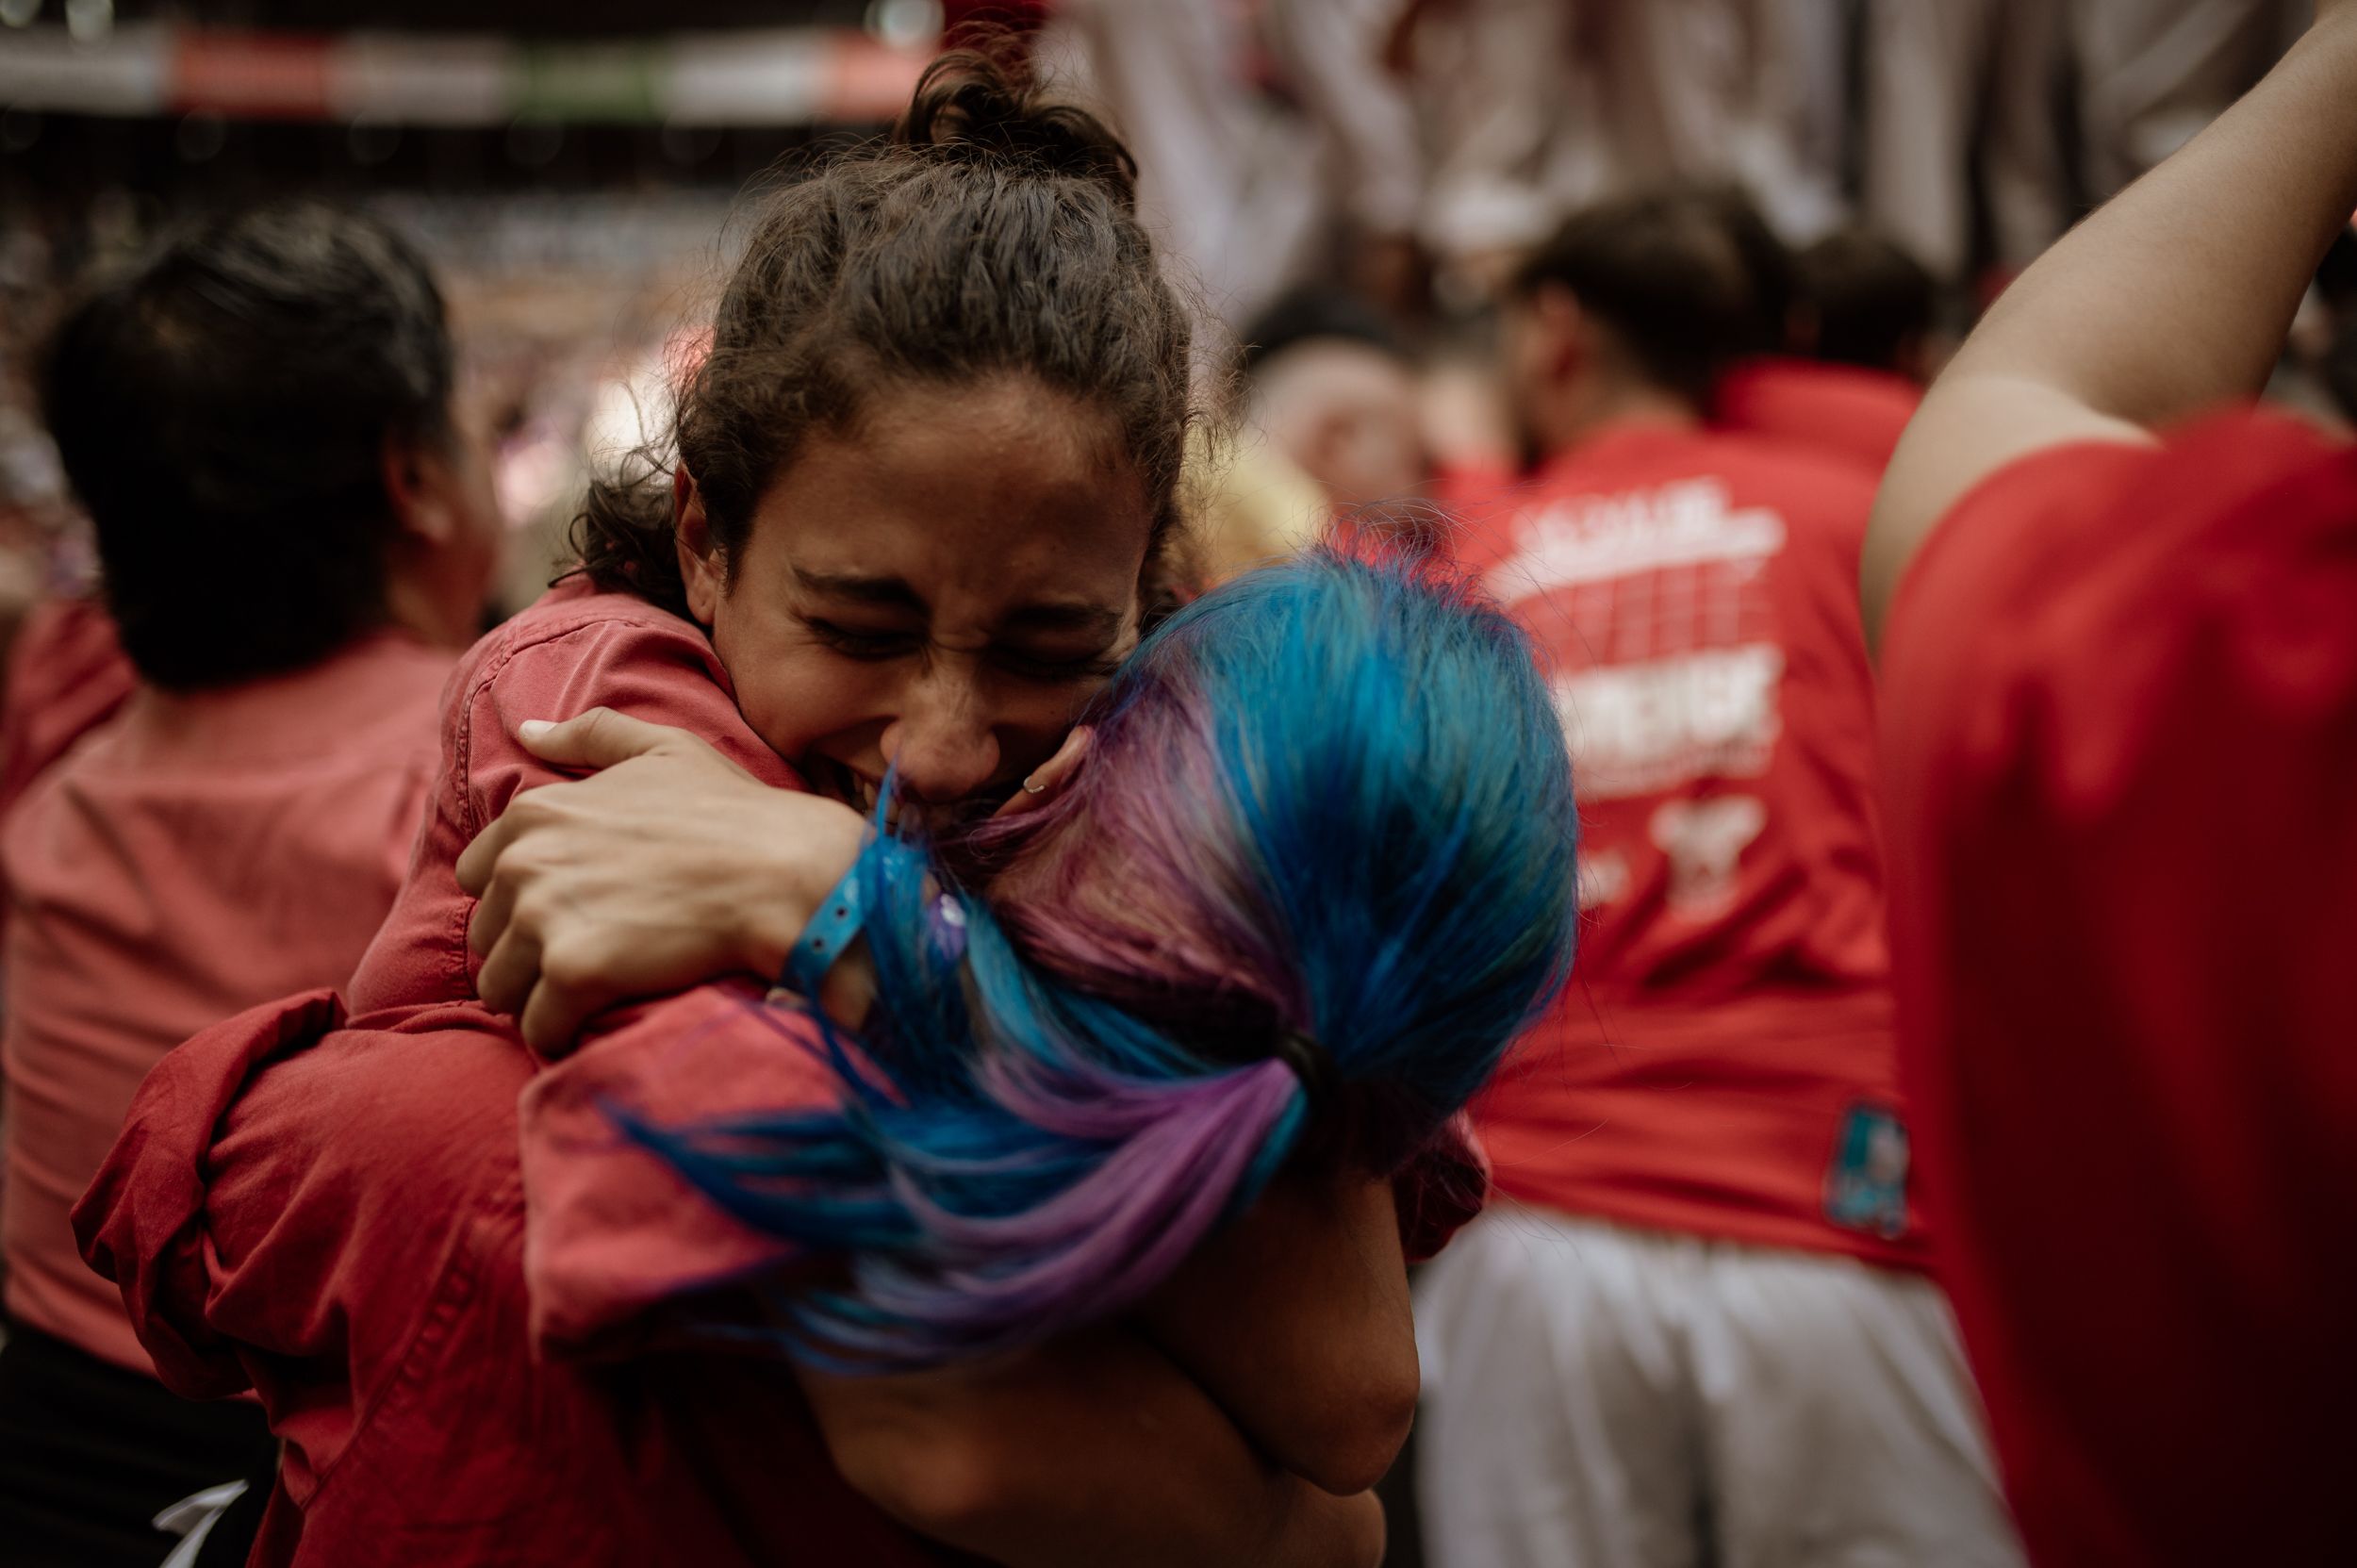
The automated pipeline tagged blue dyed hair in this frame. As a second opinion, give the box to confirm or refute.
[624,547,1577,1366]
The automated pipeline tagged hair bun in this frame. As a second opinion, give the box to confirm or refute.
[895,49,1140,211]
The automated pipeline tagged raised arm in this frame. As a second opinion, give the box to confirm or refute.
[1863,2,2357,648]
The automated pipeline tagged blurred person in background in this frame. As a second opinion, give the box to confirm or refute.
[0,202,501,1568]
[1790,227,1942,385]
[1389,0,1848,299]
[1416,190,2023,1568]
[1707,190,1928,474]
[1860,0,2072,286]
[1242,286,1430,536]
[1195,285,1432,585]
[1864,5,2357,1560]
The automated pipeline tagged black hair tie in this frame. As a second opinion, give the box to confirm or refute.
[1274,1031,1340,1113]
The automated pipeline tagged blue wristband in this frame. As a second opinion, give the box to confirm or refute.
[778,864,865,999]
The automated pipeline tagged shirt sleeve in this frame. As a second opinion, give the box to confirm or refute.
[518,982,849,1359]
[459,612,802,844]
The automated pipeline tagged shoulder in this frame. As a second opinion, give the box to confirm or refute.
[458,578,725,717]
[453,578,796,801]
[1882,408,2357,835]
[519,982,839,1357]
[1699,430,1883,511]
[1715,358,1920,470]
[1888,409,2351,688]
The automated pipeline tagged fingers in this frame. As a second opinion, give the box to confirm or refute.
[465,850,520,956]
[519,967,604,1058]
[515,707,687,770]
[454,810,515,897]
[993,725,1093,820]
[477,924,605,1057]
[474,923,543,1019]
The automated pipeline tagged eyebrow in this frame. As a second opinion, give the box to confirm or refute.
[794,567,1124,641]
[794,567,927,614]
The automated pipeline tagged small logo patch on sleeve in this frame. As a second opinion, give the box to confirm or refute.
[1824,1099,1911,1239]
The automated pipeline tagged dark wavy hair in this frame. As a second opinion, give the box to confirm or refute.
[572,48,1199,620]
[39,202,454,689]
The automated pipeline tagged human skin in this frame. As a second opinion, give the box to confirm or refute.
[1862,0,2357,650]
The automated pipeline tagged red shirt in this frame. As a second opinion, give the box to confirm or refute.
[0,596,136,829]
[79,987,954,1568]
[4,631,449,1371]
[1455,423,1920,1268]
[1714,356,1922,474]
[1879,410,2357,1566]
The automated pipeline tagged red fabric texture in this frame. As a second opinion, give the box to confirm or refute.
[0,596,136,827]
[1452,423,1921,1269]
[76,989,945,1568]
[1879,410,2357,1566]
[4,630,449,1371]
[1713,356,1922,474]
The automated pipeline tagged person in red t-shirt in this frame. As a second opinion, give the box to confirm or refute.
[1864,8,2357,1564]
[1416,190,2024,1568]
[1706,193,1930,476]
[0,204,502,1567]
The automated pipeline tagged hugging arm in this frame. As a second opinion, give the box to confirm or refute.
[1135,1168,1421,1498]
[457,709,1087,1051]
[798,1326,1385,1568]
[1862,2,2357,648]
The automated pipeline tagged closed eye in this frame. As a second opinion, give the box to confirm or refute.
[992,642,1123,682]
[806,619,920,660]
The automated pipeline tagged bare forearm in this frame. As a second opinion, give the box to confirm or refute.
[1952,11,2357,424]
[802,1327,1383,1568]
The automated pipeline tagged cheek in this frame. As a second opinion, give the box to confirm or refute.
[710,614,882,764]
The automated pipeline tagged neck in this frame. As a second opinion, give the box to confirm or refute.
[383,571,475,650]
[1543,377,1699,458]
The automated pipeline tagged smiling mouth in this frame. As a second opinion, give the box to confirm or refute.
[804,757,1005,838]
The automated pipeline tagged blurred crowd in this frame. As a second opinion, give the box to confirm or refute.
[3,4,2357,1568]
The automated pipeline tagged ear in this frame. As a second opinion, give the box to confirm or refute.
[1787,302,1821,357]
[383,433,459,546]
[1530,286,1587,379]
[674,467,727,625]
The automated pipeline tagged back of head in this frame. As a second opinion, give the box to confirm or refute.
[575,46,1196,619]
[1237,286,1424,512]
[39,202,453,689]
[632,547,1579,1364]
[1513,189,1765,407]
[1795,228,1938,376]
[1007,547,1579,1131]
[1238,286,1409,380]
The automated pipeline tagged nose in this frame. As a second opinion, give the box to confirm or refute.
[879,665,1002,804]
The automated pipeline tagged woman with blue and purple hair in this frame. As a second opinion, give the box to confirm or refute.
[622,544,1580,1373]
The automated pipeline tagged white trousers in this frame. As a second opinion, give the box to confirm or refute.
[1415,1207,2026,1568]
